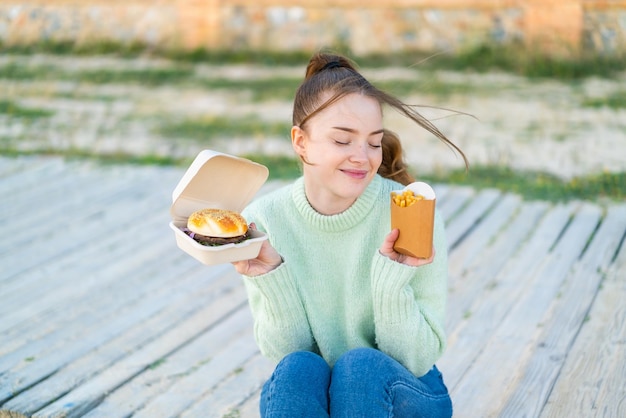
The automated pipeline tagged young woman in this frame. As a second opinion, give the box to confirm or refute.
[232,52,468,417]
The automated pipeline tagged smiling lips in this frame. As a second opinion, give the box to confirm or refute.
[341,169,369,179]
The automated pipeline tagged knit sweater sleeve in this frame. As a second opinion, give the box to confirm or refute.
[371,209,448,377]
[242,266,316,363]
[240,191,316,363]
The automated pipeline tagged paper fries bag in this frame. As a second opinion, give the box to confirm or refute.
[390,182,436,259]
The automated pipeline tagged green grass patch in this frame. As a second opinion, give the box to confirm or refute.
[3,40,626,80]
[423,44,626,80]
[582,91,626,109]
[0,147,188,167]
[0,100,54,119]
[375,76,477,98]
[0,62,54,80]
[0,62,194,86]
[75,67,194,85]
[198,77,301,101]
[421,165,626,202]
[156,115,291,141]
[0,39,148,57]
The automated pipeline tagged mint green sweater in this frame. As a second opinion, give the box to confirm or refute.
[242,175,448,377]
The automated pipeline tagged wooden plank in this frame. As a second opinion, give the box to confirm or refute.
[0,247,198,404]
[0,164,181,275]
[444,188,501,248]
[0,165,168,243]
[448,193,522,280]
[540,212,626,418]
[444,200,549,336]
[0,157,66,198]
[447,201,601,416]
[3,156,623,418]
[30,273,249,418]
[437,185,475,225]
[0,182,173,279]
[0,222,181,346]
[79,302,255,418]
[1,167,104,220]
[432,183,450,205]
[180,353,274,418]
[130,317,259,418]
[238,390,263,418]
[500,204,626,417]
[1,264,232,415]
[440,201,569,390]
[0,214,173,328]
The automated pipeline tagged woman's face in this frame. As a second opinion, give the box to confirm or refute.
[292,92,384,215]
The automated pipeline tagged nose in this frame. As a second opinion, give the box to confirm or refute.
[349,143,368,163]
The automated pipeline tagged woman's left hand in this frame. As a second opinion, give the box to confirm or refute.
[379,228,435,267]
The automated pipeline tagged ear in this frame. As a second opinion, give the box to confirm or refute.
[291,126,307,159]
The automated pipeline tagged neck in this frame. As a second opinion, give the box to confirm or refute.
[303,182,355,215]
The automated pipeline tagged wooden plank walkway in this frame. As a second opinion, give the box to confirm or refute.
[1,155,624,418]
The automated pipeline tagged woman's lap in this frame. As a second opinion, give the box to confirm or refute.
[260,348,452,418]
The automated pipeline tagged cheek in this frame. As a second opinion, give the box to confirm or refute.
[371,149,383,168]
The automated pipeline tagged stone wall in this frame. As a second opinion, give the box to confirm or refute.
[0,0,624,56]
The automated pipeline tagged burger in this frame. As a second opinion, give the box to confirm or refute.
[184,208,250,246]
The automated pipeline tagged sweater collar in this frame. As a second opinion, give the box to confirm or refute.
[292,175,382,232]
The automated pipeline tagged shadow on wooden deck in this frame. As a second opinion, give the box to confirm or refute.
[1,156,624,418]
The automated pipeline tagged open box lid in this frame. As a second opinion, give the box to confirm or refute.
[170,150,269,222]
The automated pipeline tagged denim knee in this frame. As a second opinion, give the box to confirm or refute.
[270,351,331,392]
[333,347,395,379]
[261,351,331,417]
[279,350,329,371]
[330,348,452,418]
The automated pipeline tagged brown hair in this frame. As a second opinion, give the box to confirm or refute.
[292,52,468,186]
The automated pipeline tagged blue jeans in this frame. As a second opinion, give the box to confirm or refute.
[260,348,452,417]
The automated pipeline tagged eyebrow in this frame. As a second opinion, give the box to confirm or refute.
[332,126,385,136]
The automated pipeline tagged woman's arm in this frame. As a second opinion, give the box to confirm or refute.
[371,210,449,377]
[242,261,317,363]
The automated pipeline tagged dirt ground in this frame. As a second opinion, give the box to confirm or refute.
[1,53,625,179]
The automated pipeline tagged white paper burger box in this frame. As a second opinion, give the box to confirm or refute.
[169,149,269,265]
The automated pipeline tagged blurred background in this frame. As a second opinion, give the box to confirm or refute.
[1,0,625,200]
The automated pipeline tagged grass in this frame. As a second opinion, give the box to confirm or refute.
[0,61,489,103]
[0,62,194,86]
[420,165,626,203]
[156,115,292,141]
[415,44,626,80]
[582,91,626,109]
[197,77,301,102]
[1,41,623,203]
[2,40,626,80]
[0,100,54,119]
[0,60,477,101]
[375,76,477,98]
[76,67,194,85]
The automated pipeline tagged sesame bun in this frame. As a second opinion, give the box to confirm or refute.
[187,208,248,238]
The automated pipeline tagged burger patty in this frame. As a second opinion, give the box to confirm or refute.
[186,229,250,246]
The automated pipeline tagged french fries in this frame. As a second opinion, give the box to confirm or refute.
[391,190,425,207]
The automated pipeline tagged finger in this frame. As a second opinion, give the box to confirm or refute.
[380,229,399,256]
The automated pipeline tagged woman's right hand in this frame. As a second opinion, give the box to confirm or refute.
[231,223,283,277]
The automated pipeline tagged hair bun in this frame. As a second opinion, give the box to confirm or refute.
[321,61,342,71]
[305,53,356,79]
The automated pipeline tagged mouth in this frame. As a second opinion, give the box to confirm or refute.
[341,169,369,180]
